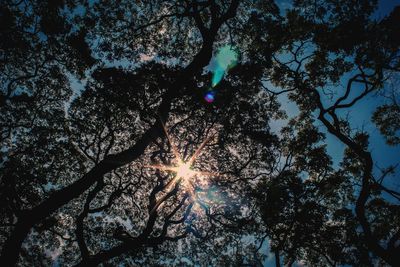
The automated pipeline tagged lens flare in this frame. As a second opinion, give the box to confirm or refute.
[211,45,238,87]
[204,91,215,103]
[211,69,225,87]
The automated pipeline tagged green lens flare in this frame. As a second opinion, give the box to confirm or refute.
[212,69,225,87]
[211,45,238,87]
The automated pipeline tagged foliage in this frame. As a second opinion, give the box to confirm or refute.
[1,0,399,266]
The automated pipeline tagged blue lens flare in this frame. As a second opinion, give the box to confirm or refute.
[204,91,215,103]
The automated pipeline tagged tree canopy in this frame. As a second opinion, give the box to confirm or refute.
[1,0,400,266]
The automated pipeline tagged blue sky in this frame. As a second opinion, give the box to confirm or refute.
[327,0,400,196]
[65,1,399,265]
[264,0,400,265]
[272,0,400,194]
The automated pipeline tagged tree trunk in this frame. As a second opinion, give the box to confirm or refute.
[275,250,281,267]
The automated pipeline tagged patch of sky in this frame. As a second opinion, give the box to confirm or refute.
[373,0,400,20]
[276,0,293,14]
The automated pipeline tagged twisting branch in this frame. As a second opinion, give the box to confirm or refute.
[75,178,105,260]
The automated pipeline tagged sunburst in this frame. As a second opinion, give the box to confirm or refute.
[145,121,220,199]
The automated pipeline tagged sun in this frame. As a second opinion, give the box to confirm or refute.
[145,121,221,196]
[174,161,196,179]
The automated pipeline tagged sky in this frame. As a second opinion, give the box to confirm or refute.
[64,1,400,265]
[325,0,400,198]
[265,0,400,265]
[272,0,400,196]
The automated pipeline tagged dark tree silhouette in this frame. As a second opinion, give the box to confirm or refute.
[1,0,399,266]
[256,1,400,266]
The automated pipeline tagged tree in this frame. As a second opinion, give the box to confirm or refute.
[373,74,400,146]
[257,1,400,265]
[1,0,400,266]
[1,0,282,265]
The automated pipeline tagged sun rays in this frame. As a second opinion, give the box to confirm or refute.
[174,161,196,180]
[145,121,221,203]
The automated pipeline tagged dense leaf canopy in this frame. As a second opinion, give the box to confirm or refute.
[1,0,400,266]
